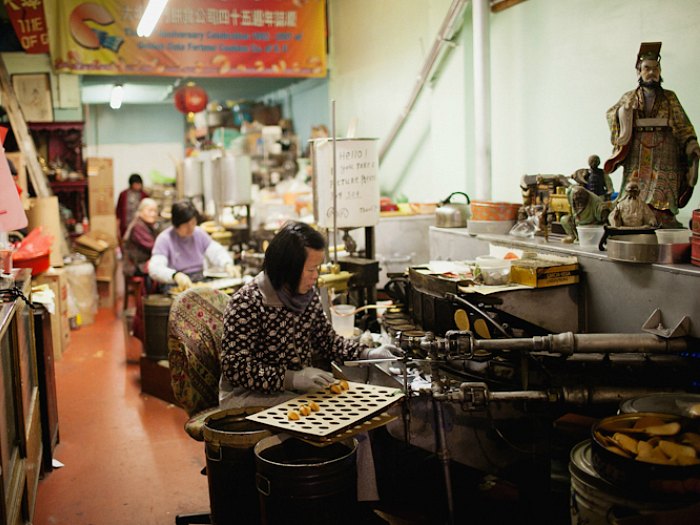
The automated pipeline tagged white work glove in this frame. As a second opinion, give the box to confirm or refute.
[360,344,404,360]
[173,271,192,290]
[284,367,335,392]
[225,263,241,278]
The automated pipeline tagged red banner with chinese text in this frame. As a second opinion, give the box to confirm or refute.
[4,0,50,54]
[43,0,327,78]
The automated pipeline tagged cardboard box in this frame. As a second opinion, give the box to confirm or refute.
[89,186,115,217]
[95,247,116,282]
[26,197,65,267]
[86,157,114,189]
[33,268,71,358]
[97,278,116,309]
[510,254,579,288]
[86,158,114,218]
[89,214,118,243]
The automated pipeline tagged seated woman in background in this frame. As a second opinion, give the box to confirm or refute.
[149,200,236,291]
[122,198,160,290]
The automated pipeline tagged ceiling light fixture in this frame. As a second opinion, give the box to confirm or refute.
[109,84,124,109]
[137,0,169,37]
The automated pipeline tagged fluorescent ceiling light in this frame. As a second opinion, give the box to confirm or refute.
[110,84,124,109]
[137,0,169,37]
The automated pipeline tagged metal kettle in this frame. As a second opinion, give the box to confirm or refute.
[435,192,471,228]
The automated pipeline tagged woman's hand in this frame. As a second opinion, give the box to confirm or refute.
[360,344,404,360]
[284,367,335,392]
[173,272,192,290]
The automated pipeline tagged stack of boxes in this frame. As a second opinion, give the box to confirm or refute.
[86,158,118,309]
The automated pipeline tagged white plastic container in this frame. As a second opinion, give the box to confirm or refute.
[655,228,691,244]
[576,224,605,249]
[475,256,511,285]
[331,304,355,338]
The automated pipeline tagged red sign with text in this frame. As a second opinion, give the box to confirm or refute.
[4,0,50,54]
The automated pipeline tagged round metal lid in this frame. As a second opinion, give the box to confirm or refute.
[619,393,700,418]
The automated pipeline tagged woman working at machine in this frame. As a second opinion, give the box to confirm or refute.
[219,220,397,409]
[149,200,237,291]
[219,221,400,510]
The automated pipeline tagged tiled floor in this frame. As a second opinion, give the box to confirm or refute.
[34,303,209,525]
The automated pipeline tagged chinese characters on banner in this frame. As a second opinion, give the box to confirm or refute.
[4,0,50,53]
[42,0,327,78]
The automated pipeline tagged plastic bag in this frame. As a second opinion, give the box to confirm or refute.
[13,227,54,260]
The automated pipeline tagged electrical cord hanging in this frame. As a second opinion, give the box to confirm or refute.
[0,286,37,309]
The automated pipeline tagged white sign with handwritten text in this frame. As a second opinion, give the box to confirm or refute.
[312,138,380,228]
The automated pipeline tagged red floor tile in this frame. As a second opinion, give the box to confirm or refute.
[34,306,209,525]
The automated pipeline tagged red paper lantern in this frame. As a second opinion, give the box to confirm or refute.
[174,83,208,114]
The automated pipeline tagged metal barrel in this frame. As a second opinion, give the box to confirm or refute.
[254,434,358,525]
[203,408,272,525]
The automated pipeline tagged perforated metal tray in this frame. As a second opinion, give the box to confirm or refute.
[246,381,404,442]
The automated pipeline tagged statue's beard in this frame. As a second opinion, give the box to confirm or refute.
[638,77,663,89]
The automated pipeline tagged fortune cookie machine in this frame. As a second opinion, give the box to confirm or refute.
[347,265,700,523]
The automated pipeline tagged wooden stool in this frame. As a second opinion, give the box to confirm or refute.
[123,275,145,312]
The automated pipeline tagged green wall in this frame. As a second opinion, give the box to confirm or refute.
[325,0,700,224]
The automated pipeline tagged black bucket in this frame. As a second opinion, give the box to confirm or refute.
[143,294,172,360]
[203,407,273,525]
[254,434,358,525]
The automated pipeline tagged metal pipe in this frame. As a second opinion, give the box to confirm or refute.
[560,386,692,406]
[451,383,693,408]
[432,398,455,525]
[331,99,338,266]
[378,0,469,163]
[474,332,689,355]
[473,0,492,200]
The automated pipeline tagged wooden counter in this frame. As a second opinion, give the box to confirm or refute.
[0,269,42,524]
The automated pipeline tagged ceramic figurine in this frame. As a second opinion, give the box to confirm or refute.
[561,186,612,243]
[604,42,700,228]
[608,180,658,228]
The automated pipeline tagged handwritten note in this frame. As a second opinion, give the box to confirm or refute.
[312,138,379,228]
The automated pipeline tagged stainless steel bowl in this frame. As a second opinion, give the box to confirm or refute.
[607,234,659,263]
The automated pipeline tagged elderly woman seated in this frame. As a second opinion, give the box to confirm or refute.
[122,198,160,289]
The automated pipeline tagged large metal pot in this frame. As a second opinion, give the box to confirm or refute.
[436,192,471,228]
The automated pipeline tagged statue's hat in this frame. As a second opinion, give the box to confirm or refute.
[637,42,661,67]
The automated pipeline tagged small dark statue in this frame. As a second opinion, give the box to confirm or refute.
[572,155,614,199]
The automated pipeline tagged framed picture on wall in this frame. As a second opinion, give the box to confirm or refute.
[11,73,54,123]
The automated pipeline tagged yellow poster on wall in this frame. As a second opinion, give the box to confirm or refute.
[44,0,326,78]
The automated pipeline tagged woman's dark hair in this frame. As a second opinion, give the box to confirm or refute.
[128,173,143,186]
[264,221,326,291]
[171,200,199,228]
